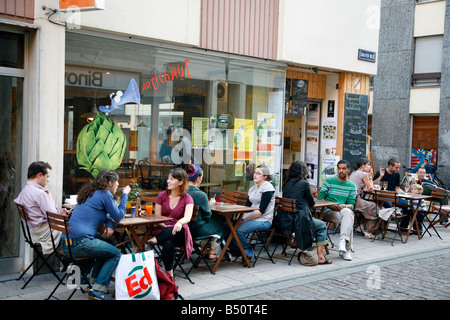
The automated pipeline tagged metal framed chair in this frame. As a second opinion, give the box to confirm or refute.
[421,188,449,239]
[187,205,219,275]
[138,160,163,189]
[45,211,94,300]
[15,203,62,289]
[373,190,407,246]
[266,197,298,264]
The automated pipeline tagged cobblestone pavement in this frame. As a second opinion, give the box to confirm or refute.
[242,252,450,300]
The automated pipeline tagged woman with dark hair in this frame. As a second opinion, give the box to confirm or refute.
[185,163,225,261]
[349,158,380,239]
[147,167,194,277]
[349,157,374,195]
[274,161,331,265]
[62,169,130,300]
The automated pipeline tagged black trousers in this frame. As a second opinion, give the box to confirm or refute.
[155,227,185,271]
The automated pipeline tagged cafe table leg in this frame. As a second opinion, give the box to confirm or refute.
[405,200,422,243]
[212,214,251,273]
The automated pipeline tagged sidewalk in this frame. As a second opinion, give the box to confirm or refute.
[1,224,450,300]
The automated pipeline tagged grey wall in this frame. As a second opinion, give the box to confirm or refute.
[439,0,450,187]
[372,0,415,171]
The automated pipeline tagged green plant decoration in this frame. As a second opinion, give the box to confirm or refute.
[127,179,141,202]
[76,112,126,178]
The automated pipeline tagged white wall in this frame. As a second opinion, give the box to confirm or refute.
[409,87,441,114]
[414,0,446,37]
[278,0,380,75]
[65,0,201,46]
[30,1,67,206]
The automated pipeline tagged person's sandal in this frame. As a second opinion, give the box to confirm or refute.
[208,253,218,262]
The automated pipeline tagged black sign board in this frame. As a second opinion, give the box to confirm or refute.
[343,93,368,170]
[291,79,308,115]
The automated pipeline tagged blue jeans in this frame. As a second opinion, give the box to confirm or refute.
[227,220,271,259]
[313,219,328,247]
[61,236,121,293]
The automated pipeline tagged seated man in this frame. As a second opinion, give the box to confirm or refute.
[373,157,404,193]
[318,160,357,261]
[14,161,68,254]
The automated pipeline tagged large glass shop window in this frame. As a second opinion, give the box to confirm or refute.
[64,34,285,198]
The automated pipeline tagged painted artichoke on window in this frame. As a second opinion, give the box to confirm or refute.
[76,112,126,178]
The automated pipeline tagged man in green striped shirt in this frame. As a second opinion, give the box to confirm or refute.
[318,160,357,261]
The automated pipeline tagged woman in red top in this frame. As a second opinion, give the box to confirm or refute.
[148,167,194,277]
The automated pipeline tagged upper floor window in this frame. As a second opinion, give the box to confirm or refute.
[412,35,443,87]
[0,31,24,69]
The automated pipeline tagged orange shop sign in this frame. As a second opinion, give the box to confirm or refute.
[59,0,105,11]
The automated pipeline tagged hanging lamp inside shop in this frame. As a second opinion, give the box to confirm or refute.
[136,120,147,128]
[81,105,98,123]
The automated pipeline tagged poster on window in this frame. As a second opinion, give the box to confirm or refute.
[256,112,276,153]
[192,117,208,149]
[128,130,138,151]
[306,103,320,186]
[209,114,229,150]
[234,118,254,160]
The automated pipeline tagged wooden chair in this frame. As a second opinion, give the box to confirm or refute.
[373,190,407,246]
[187,205,218,275]
[219,189,239,204]
[421,188,449,239]
[45,211,95,300]
[233,191,248,205]
[266,197,298,264]
[221,180,241,191]
[15,203,62,289]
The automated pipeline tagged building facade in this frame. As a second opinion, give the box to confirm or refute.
[0,0,379,275]
[371,0,449,186]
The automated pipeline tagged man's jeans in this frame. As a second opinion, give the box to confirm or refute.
[61,236,121,293]
[226,220,271,259]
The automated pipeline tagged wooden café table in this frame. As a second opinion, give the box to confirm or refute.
[208,202,255,272]
[397,193,431,242]
[115,215,172,253]
[363,190,431,243]
[313,199,340,219]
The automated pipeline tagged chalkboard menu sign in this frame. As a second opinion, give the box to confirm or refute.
[291,79,308,115]
[343,93,368,170]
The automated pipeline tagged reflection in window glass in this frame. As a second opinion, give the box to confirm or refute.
[64,34,285,197]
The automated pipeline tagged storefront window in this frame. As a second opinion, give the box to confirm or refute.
[64,33,285,198]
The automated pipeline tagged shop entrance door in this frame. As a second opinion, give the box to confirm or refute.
[0,75,24,275]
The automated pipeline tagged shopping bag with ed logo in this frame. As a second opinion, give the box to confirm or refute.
[115,250,160,300]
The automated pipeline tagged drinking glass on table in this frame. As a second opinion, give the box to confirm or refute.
[382,181,388,190]
[145,203,153,216]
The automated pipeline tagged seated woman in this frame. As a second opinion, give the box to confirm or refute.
[227,165,275,260]
[61,169,130,300]
[185,163,225,262]
[349,157,380,239]
[275,161,331,265]
[147,167,194,278]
